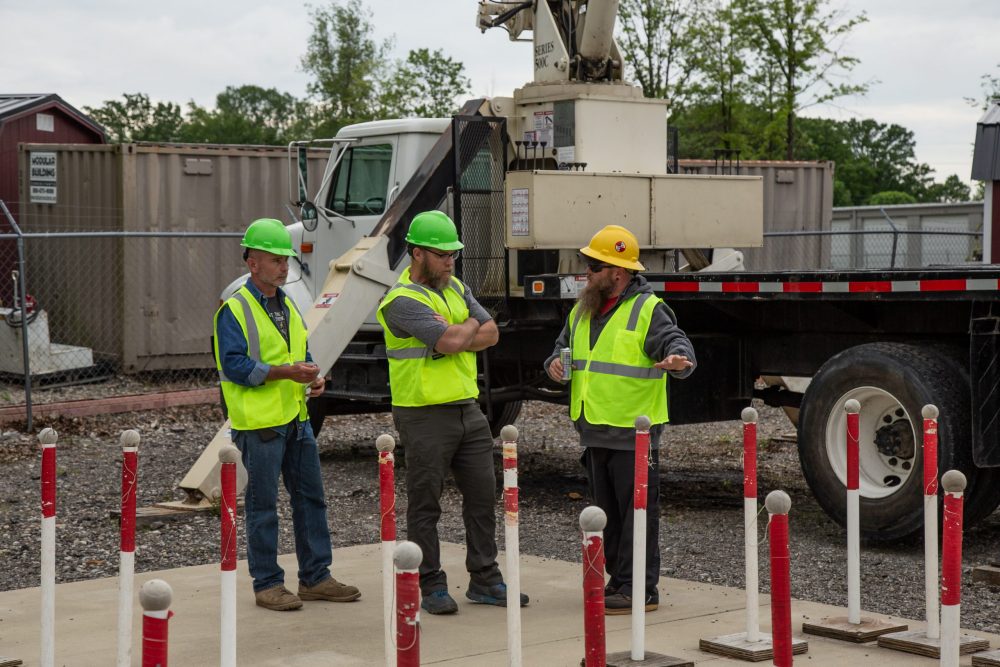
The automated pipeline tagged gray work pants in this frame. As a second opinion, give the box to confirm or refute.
[393,402,502,595]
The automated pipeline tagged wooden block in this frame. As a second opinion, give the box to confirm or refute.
[973,649,1000,666]
[878,630,990,658]
[699,632,808,662]
[605,651,693,667]
[801,615,908,643]
[0,657,24,667]
[973,565,1000,586]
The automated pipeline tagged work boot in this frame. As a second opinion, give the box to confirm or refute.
[298,577,361,602]
[421,590,459,615]
[254,585,303,611]
[465,581,529,608]
[604,591,658,615]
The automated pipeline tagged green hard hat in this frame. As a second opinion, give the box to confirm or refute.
[405,211,464,251]
[240,218,296,256]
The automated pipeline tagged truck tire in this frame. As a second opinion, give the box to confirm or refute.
[485,400,523,438]
[797,342,981,542]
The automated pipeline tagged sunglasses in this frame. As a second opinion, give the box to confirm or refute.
[424,248,461,260]
[586,261,613,273]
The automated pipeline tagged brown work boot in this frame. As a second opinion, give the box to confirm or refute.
[254,585,303,611]
[298,577,361,602]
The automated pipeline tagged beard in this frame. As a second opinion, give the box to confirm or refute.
[578,272,615,316]
[414,258,451,290]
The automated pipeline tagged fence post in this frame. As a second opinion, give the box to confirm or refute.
[0,200,33,431]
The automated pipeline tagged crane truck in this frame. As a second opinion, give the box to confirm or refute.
[177,0,1000,543]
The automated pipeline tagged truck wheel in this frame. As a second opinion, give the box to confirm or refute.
[486,400,523,438]
[798,342,979,542]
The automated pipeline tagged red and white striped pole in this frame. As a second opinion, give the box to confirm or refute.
[631,415,651,660]
[219,444,240,667]
[922,404,940,641]
[845,398,861,625]
[140,579,173,667]
[500,425,523,667]
[940,470,966,667]
[394,541,422,667]
[118,430,140,667]
[376,433,397,667]
[766,490,793,667]
[742,407,760,643]
[580,505,607,667]
[39,427,58,667]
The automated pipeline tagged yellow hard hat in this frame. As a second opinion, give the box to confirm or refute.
[580,225,645,271]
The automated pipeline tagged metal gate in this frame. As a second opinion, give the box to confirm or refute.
[452,116,509,320]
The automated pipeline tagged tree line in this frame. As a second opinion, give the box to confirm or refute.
[85,0,999,206]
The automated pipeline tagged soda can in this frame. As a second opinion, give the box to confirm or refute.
[559,347,573,382]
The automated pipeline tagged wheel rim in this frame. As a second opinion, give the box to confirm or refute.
[824,386,917,499]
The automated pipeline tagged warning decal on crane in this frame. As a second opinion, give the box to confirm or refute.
[316,293,340,308]
[511,188,529,237]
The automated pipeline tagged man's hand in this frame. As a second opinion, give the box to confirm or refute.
[287,361,321,383]
[307,374,326,398]
[546,357,565,382]
[654,354,693,372]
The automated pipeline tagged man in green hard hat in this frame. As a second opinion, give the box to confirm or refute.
[214,218,360,611]
[377,210,529,614]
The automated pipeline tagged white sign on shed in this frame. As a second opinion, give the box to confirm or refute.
[29,151,57,204]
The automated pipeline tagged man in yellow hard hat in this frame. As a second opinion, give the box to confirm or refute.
[214,218,360,611]
[545,224,695,615]
[377,211,528,615]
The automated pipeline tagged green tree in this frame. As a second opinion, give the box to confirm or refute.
[966,63,1000,111]
[868,191,917,206]
[618,0,701,108]
[301,0,391,134]
[181,85,314,145]
[735,0,869,159]
[924,175,972,203]
[83,93,185,143]
[379,48,472,118]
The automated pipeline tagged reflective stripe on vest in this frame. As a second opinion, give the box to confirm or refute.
[213,285,309,430]
[569,292,669,427]
[376,267,479,407]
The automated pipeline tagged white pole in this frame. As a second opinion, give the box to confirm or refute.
[742,407,760,643]
[501,425,522,667]
[117,429,140,667]
[923,405,940,640]
[631,416,651,661]
[845,399,861,625]
[39,427,58,667]
[376,434,397,667]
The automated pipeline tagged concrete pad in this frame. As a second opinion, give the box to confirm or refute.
[0,542,995,666]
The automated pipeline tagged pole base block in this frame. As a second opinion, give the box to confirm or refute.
[604,651,693,666]
[877,630,990,657]
[699,632,808,662]
[801,615,907,643]
[0,657,23,667]
[973,649,1000,666]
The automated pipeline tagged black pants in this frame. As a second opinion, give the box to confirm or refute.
[583,446,661,599]
[393,402,502,595]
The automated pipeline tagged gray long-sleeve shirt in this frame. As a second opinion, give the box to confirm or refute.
[544,274,696,450]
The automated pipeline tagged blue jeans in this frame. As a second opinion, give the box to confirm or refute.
[234,420,333,593]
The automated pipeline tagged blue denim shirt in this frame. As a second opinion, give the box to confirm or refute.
[215,280,313,388]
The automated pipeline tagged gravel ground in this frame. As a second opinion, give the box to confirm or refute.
[1,397,999,635]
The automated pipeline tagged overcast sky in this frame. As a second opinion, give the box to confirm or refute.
[2,0,997,185]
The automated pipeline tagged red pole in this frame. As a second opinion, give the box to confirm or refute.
[378,436,397,543]
[580,506,607,667]
[394,541,422,667]
[921,404,940,640]
[219,444,240,667]
[39,428,58,667]
[742,406,761,642]
[766,490,793,667]
[140,579,173,667]
[118,430,140,667]
[940,470,967,667]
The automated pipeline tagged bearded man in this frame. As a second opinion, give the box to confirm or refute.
[545,224,696,615]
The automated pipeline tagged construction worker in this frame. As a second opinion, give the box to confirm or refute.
[376,210,528,615]
[213,218,360,611]
[545,224,696,615]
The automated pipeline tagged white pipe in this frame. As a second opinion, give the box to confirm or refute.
[847,488,860,625]
[221,569,237,667]
[41,514,55,667]
[940,604,960,667]
[924,494,939,639]
[631,507,646,660]
[745,497,759,642]
[117,550,135,667]
[505,514,522,667]
[383,539,396,667]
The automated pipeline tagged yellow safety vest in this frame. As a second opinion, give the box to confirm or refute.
[569,292,669,427]
[213,285,309,430]
[376,268,479,407]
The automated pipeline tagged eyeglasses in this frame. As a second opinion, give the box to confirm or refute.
[586,261,613,273]
[424,248,461,260]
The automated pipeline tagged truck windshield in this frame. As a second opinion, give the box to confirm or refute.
[327,143,393,216]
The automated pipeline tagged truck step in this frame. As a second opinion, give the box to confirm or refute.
[324,389,392,403]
